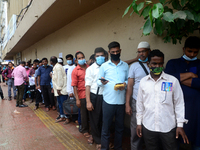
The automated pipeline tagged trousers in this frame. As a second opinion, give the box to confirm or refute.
[88,93,103,144]
[16,84,25,105]
[80,98,89,133]
[7,78,16,98]
[41,85,55,108]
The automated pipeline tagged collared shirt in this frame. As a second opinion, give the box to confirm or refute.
[71,64,89,99]
[67,65,76,95]
[85,63,103,95]
[2,67,14,79]
[97,60,129,104]
[12,65,27,86]
[128,62,149,100]
[37,65,53,85]
[52,63,67,96]
[136,72,187,133]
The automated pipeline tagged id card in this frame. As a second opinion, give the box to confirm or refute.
[161,82,173,91]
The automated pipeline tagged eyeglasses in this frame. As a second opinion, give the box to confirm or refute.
[136,50,148,54]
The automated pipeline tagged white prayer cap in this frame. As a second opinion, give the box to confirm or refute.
[137,41,150,49]
[57,58,63,63]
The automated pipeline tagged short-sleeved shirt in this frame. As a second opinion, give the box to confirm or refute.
[71,64,89,99]
[37,65,53,85]
[128,62,149,100]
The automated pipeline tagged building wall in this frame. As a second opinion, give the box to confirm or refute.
[18,0,200,127]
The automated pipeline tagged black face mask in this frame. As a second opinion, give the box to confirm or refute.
[110,53,120,61]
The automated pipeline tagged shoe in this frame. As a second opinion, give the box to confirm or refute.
[19,104,28,107]
[63,118,71,125]
[45,107,49,112]
[56,115,61,120]
[52,106,56,111]
[55,117,66,123]
[79,125,83,133]
[14,96,16,100]
[9,97,12,101]
[34,106,39,110]
[16,104,19,107]
[31,99,34,103]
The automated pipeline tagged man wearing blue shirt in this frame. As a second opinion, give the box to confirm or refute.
[37,58,55,112]
[98,41,129,150]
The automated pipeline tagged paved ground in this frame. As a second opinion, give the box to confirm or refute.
[0,83,131,150]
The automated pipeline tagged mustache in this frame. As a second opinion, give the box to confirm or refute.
[139,55,145,58]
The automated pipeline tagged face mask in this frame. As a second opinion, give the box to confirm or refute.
[37,65,39,67]
[150,66,164,75]
[139,58,148,62]
[110,53,120,61]
[96,56,105,66]
[67,60,72,65]
[43,64,48,67]
[78,59,86,65]
[183,54,197,61]
[25,66,29,69]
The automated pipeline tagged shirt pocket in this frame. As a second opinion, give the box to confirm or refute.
[160,91,172,104]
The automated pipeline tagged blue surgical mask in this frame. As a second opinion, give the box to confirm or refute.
[37,65,39,67]
[78,59,86,65]
[43,64,48,67]
[139,58,148,62]
[67,60,72,65]
[183,54,197,61]
[96,56,105,66]
[25,66,29,69]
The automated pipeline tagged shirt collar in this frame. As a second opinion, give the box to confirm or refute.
[77,64,89,70]
[146,71,167,81]
[108,59,123,66]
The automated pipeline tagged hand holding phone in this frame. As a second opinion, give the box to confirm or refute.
[99,78,109,85]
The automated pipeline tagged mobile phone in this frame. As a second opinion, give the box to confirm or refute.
[99,78,108,82]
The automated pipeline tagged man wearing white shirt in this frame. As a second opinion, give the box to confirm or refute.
[126,42,150,150]
[85,47,105,149]
[136,50,189,150]
[50,56,68,122]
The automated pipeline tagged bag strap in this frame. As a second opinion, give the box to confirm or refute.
[138,61,149,75]
[96,87,100,101]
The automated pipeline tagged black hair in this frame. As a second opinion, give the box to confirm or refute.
[8,62,13,65]
[94,47,105,54]
[26,62,30,66]
[33,59,39,63]
[39,60,42,64]
[66,54,73,60]
[108,41,120,50]
[20,61,26,65]
[184,36,200,49]
[42,58,48,62]
[89,54,95,60]
[75,51,85,59]
[148,49,164,62]
[50,56,58,64]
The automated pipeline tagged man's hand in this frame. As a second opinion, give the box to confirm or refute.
[101,77,109,85]
[87,101,94,111]
[69,93,74,97]
[5,77,8,81]
[57,90,61,95]
[190,72,198,78]
[37,85,41,90]
[119,82,126,91]
[125,104,132,116]
[76,99,81,108]
[176,127,189,144]
[136,125,142,137]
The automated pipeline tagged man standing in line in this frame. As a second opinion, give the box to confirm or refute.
[64,54,76,124]
[85,47,106,149]
[98,41,129,150]
[136,50,189,150]
[12,61,28,107]
[37,58,55,112]
[51,56,68,122]
[2,62,16,100]
[165,36,200,150]
[34,59,42,110]
[71,51,90,137]
[125,42,150,150]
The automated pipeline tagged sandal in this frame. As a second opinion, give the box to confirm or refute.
[55,117,66,123]
[109,143,114,149]
[63,118,71,125]
[96,144,101,150]
[88,135,93,144]
[83,132,90,138]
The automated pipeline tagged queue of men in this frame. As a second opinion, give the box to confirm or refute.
[1,36,200,150]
